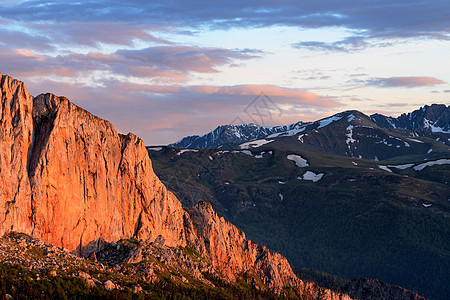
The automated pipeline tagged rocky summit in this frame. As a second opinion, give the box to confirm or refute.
[170,105,450,161]
[0,73,361,299]
[169,122,305,149]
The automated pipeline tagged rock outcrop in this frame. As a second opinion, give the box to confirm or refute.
[0,73,353,298]
[345,278,426,300]
[0,74,33,235]
[187,201,301,292]
[1,84,189,254]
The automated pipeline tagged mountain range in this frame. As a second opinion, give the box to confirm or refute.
[148,144,450,300]
[0,73,441,299]
[170,121,305,149]
[170,105,450,161]
[1,72,424,299]
[0,73,332,299]
[150,104,450,300]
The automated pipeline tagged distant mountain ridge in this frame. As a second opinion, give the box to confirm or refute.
[170,122,305,148]
[371,104,450,146]
[169,105,450,160]
[371,104,450,132]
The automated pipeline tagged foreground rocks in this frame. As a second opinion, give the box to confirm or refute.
[0,232,352,299]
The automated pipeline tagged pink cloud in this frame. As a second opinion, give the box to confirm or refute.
[190,84,341,108]
[1,44,257,84]
[21,79,344,145]
[116,46,258,73]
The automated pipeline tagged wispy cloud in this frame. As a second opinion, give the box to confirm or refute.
[366,76,446,88]
[0,45,259,83]
[293,36,373,53]
[23,79,343,145]
[2,1,449,40]
[31,22,172,47]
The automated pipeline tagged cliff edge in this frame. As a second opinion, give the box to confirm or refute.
[0,73,354,298]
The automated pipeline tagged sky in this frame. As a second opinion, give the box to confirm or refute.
[1,1,449,145]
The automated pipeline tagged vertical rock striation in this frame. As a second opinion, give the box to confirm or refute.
[28,93,189,254]
[1,74,189,254]
[0,73,33,235]
[0,73,352,298]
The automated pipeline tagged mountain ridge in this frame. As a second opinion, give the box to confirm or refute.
[170,122,305,148]
[169,105,450,156]
[1,72,359,298]
[148,144,450,299]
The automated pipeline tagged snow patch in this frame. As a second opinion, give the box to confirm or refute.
[240,139,274,149]
[177,149,199,156]
[427,148,433,154]
[413,159,450,171]
[148,147,162,151]
[408,138,424,143]
[215,150,230,155]
[352,161,358,166]
[388,164,414,170]
[424,118,450,134]
[287,154,309,167]
[267,126,306,138]
[241,150,253,156]
[317,115,343,129]
[279,193,284,201]
[346,125,356,146]
[422,203,432,208]
[299,171,324,182]
[347,114,355,122]
[254,152,266,159]
[378,165,393,173]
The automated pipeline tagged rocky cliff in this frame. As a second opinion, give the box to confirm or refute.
[0,74,33,236]
[1,83,189,254]
[0,73,353,298]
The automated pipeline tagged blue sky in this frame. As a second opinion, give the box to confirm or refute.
[1,0,449,144]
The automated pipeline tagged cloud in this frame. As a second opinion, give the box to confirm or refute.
[116,46,258,73]
[366,76,446,88]
[107,82,343,109]
[1,1,448,145]
[0,45,258,83]
[0,26,54,50]
[22,79,343,145]
[1,1,449,41]
[31,22,172,47]
[293,36,373,52]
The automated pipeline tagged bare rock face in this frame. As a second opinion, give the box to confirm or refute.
[1,74,189,254]
[186,202,352,299]
[187,201,299,288]
[0,73,353,297]
[0,73,33,235]
[28,93,189,254]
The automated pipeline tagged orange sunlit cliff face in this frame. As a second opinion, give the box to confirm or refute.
[0,73,358,298]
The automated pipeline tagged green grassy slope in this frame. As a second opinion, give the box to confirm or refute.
[148,146,450,300]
